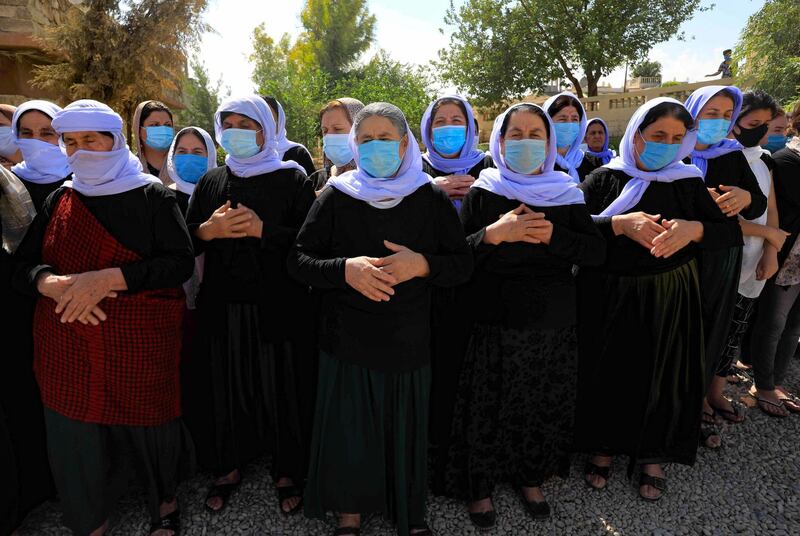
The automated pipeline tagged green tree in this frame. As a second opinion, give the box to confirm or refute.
[334,51,436,139]
[295,0,376,81]
[250,25,329,149]
[734,0,800,103]
[177,59,228,135]
[32,0,208,144]
[631,60,662,79]
[438,0,707,103]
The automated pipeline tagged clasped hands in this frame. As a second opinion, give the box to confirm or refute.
[345,241,431,302]
[36,267,126,326]
[612,212,702,258]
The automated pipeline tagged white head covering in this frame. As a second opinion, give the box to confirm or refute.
[165,127,217,196]
[214,95,305,178]
[600,97,702,217]
[543,91,588,182]
[327,103,432,208]
[52,100,160,197]
[10,100,71,185]
[269,98,307,157]
[472,103,585,207]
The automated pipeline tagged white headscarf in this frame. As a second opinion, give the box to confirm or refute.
[600,97,702,217]
[165,127,217,196]
[52,100,160,197]
[543,91,588,182]
[11,100,71,184]
[270,98,307,158]
[214,95,305,178]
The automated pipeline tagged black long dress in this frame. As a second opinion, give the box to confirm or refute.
[441,187,605,501]
[287,183,473,536]
[574,168,741,467]
[692,151,767,383]
[421,154,496,487]
[184,165,317,487]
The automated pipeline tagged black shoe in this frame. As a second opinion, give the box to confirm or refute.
[517,488,550,520]
[468,510,497,531]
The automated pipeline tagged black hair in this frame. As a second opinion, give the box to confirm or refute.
[139,101,173,126]
[174,127,205,147]
[500,104,550,139]
[547,95,583,120]
[739,90,779,122]
[473,117,479,132]
[723,49,732,55]
[639,102,694,132]
[431,98,468,123]
[219,111,260,128]
[261,95,279,116]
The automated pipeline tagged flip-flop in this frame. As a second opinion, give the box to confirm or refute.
[777,392,800,413]
[749,394,789,418]
[709,400,746,423]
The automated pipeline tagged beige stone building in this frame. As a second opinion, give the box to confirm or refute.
[476,77,736,143]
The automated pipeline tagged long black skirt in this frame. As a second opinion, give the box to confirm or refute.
[441,324,576,501]
[574,260,705,467]
[305,352,430,536]
[700,246,743,382]
[182,303,316,484]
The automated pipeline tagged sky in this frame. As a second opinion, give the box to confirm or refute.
[197,0,765,96]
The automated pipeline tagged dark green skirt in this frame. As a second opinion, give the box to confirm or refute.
[574,260,705,467]
[304,352,431,536]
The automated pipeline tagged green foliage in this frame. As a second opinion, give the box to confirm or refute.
[31,0,209,143]
[333,52,436,139]
[734,0,800,104]
[661,80,682,87]
[177,59,228,135]
[296,0,376,81]
[250,25,330,150]
[631,60,662,79]
[437,0,707,101]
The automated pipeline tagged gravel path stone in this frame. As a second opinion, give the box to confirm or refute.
[15,360,800,535]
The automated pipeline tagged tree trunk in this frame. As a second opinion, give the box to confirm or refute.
[586,73,598,97]
[565,71,584,98]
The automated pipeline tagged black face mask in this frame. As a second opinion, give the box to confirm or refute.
[734,123,769,148]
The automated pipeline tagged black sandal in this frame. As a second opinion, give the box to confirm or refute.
[277,484,304,516]
[150,508,180,535]
[516,488,550,520]
[584,461,612,490]
[204,480,241,514]
[333,527,361,536]
[639,472,666,502]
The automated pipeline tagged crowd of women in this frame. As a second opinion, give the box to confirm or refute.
[0,82,799,536]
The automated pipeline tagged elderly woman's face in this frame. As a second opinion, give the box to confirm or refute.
[19,111,59,145]
[63,131,115,156]
[321,107,352,136]
[221,112,265,149]
[356,115,409,156]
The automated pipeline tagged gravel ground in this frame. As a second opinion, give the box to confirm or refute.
[16,359,800,536]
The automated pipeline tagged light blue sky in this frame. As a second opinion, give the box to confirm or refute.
[198,0,765,95]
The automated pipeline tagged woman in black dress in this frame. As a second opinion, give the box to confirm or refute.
[185,95,316,517]
[288,102,473,536]
[575,98,741,501]
[440,103,605,529]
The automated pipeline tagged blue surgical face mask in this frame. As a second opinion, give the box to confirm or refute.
[173,154,208,184]
[0,126,18,158]
[358,140,402,178]
[636,132,681,171]
[432,125,467,156]
[762,134,788,153]
[323,134,354,167]
[696,118,731,145]
[144,125,174,150]
[554,122,580,148]
[221,128,262,159]
[504,139,547,174]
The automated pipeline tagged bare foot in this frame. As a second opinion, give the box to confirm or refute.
[640,464,665,500]
[521,486,545,503]
[775,386,800,413]
[468,497,494,514]
[338,512,361,534]
[88,520,108,536]
[206,469,240,511]
[586,455,612,489]
[277,476,301,513]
